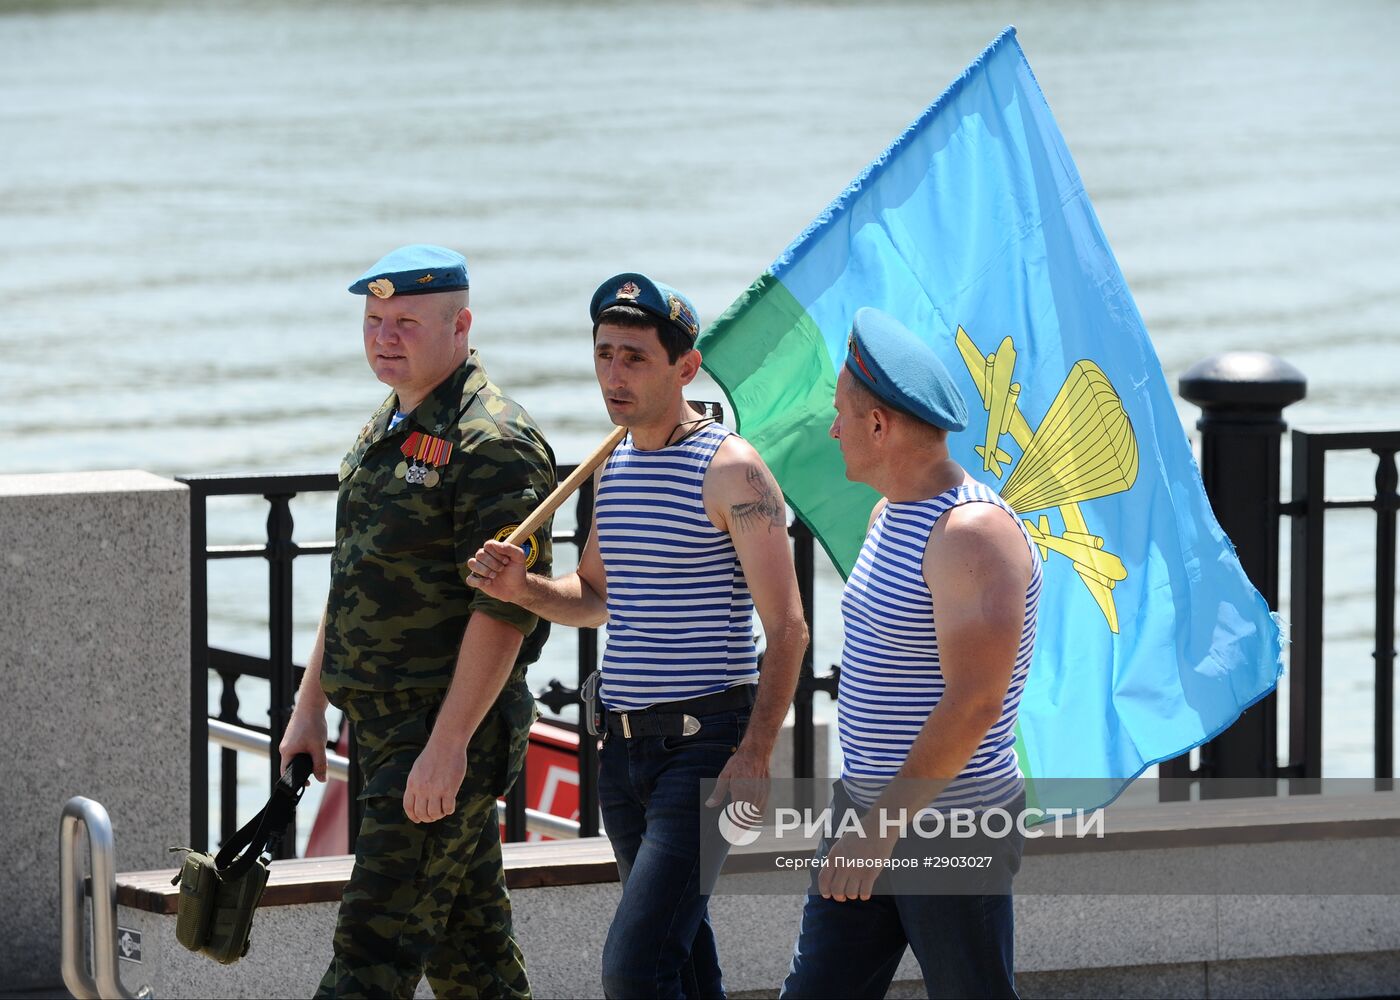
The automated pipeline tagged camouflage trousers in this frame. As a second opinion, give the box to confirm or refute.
[316,685,534,999]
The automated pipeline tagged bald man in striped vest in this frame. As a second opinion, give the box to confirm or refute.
[469,272,808,998]
[782,309,1042,1000]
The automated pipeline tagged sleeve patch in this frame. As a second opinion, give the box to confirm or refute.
[493,524,541,570]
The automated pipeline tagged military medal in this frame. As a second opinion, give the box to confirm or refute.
[399,432,454,487]
[394,461,408,479]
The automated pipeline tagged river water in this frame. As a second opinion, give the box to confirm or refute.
[3,0,1398,828]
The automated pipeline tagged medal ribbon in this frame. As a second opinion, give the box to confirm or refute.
[400,432,454,466]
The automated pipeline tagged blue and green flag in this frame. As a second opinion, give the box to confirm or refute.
[698,27,1285,795]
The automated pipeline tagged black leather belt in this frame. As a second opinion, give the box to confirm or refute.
[605,684,756,739]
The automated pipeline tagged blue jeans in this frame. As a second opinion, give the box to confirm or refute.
[781,781,1024,999]
[597,707,749,999]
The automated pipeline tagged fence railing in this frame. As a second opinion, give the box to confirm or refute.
[1283,429,1399,786]
[178,468,835,852]
[1165,353,1396,794]
[178,473,334,856]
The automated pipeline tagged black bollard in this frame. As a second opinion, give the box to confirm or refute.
[1171,352,1305,798]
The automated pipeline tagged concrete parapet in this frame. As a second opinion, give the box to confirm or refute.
[0,471,190,989]
[110,888,1400,998]
[107,802,1400,999]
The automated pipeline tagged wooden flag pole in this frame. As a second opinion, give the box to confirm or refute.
[502,424,627,548]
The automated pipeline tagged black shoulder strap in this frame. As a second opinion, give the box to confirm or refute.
[214,753,315,880]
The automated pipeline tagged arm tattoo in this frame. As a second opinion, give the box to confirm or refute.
[730,466,785,533]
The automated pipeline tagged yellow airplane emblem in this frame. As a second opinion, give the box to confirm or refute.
[955,327,1138,633]
[975,336,1020,477]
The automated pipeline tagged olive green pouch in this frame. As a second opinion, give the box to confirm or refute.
[172,850,219,950]
[170,753,312,964]
[200,857,271,965]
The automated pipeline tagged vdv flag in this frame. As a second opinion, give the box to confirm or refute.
[697,27,1285,797]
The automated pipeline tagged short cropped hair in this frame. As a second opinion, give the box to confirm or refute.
[846,370,948,442]
[439,289,469,323]
[844,373,883,415]
[593,304,693,364]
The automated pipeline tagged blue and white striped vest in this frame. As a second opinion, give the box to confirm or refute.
[838,483,1042,809]
[596,422,759,710]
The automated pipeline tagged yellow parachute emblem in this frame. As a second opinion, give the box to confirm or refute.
[955,327,1139,633]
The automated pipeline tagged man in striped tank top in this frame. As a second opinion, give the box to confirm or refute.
[782,309,1041,1000]
[469,273,809,998]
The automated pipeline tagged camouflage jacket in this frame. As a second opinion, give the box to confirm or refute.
[321,351,556,698]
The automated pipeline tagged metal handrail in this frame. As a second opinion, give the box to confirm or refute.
[60,796,152,999]
[208,719,581,840]
[208,718,350,782]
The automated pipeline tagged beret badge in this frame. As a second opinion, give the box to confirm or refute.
[367,278,396,299]
[847,333,876,383]
[616,281,641,300]
[669,294,699,337]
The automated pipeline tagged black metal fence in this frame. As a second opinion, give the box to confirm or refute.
[1284,429,1398,786]
[179,468,834,853]
[180,472,335,856]
[1166,354,1396,794]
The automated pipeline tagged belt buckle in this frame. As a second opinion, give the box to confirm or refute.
[682,714,701,736]
[621,713,632,739]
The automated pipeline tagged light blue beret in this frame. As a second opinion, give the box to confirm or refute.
[845,307,968,432]
[590,272,700,343]
[349,245,469,298]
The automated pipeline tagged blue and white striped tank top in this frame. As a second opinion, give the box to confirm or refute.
[596,422,759,710]
[838,483,1043,809]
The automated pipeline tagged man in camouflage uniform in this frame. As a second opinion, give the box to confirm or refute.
[280,244,555,999]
